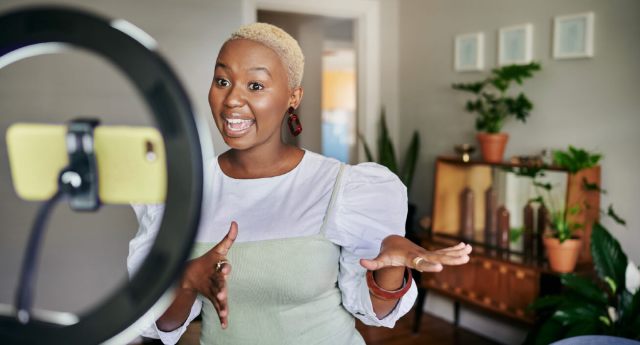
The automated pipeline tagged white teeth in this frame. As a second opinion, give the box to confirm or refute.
[224,117,254,132]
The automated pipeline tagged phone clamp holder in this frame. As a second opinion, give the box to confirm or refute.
[15,118,102,324]
[59,118,101,211]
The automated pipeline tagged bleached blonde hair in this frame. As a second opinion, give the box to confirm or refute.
[228,22,304,89]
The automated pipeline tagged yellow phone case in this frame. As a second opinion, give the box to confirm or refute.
[6,123,167,204]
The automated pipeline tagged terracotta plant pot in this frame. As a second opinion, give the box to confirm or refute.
[543,237,582,273]
[476,132,509,163]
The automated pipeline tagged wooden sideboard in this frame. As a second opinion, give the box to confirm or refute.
[410,156,599,332]
[414,234,563,327]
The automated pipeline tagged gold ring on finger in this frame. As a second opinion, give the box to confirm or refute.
[215,259,230,272]
[412,256,425,268]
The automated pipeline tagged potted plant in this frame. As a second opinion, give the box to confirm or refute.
[452,62,541,162]
[541,146,603,273]
[359,108,420,231]
[526,213,639,344]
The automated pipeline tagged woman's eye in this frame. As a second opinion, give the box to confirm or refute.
[248,82,264,91]
[215,78,230,87]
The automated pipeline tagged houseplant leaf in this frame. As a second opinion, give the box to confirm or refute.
[564,321,600,338]
[608,205,627,226]
[619,290,640,328]
[400,131,420,191]
[378,110,398,174]
[529,318,564,345]
[561,274,609,306]
[528,295,564,311]
[357,132,374,162]
[552,303,603,326]
[592,222,628,294]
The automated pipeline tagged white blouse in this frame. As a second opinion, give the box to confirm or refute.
[127,150,417,344]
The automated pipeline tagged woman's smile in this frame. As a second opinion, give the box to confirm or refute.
[223,115,255,137]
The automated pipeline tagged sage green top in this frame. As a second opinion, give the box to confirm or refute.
[191,165,365,344]
[128,151,416,344]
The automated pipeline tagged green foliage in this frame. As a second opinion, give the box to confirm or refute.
[526,220,640,344]
[452,62,541,133]
[592,223,628,291]
[360,108,421,192]
[527,146,602,242]
[553,146,602,174]
[549,210,582,243]
[510,227,524,243]
[608,205,627,226]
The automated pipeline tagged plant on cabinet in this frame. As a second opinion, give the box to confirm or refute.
[531,146,602,273]
[452,62,541,162]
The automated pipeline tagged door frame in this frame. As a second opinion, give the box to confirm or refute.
[241,0,380,162]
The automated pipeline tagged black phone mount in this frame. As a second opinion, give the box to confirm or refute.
[14,118,101,324]
[59,118,101,211]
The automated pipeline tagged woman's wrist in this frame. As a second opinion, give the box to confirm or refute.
[373,266,405,290]
[366,267,412,301]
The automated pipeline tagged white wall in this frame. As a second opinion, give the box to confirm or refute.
[0,0,242,314]
[397,0,640,343]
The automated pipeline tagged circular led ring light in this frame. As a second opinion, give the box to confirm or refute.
[0,6,202,344]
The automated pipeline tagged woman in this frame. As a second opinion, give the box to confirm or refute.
[128,23,472,345]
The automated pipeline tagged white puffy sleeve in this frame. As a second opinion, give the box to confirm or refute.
[325,163,417,327]
[128,204,202,345]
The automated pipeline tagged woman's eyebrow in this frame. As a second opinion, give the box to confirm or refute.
[214,62,228,70]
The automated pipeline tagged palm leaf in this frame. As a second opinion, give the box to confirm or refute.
[592,222,628,293]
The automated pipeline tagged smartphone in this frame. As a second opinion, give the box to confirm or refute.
[6,123,167,204]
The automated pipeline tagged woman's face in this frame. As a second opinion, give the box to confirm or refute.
[209,39,301,151]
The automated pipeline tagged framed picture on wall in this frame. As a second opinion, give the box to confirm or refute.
[498,23,533,66]
[553,12,595,59]
[454,32,484,72]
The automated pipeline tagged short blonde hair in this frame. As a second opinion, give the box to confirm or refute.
[228,23,304,89]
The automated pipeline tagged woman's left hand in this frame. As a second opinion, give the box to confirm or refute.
[360,235,472,273]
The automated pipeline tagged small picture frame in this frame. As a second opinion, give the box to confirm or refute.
[553,12,595,59]
[454,32,484,72]
[498,23,533,66]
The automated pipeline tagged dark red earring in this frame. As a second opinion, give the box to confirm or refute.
[287,106,302,136]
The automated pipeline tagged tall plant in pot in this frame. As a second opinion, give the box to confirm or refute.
[532,146,603,273]
[452,62,541,162]
[359,108,420,230]
[526,214,638,344]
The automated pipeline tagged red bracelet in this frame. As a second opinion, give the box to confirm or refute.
[366,267,413,301]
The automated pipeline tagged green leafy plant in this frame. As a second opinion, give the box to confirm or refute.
[452,62,541,133]
[523,146,603,242]
[359,108,420,191]
[526,215,639,344]
[553,145,603,174]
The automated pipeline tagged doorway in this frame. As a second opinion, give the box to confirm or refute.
[257,11,357,163]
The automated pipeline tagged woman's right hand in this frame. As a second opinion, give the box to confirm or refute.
[180,221,238,329]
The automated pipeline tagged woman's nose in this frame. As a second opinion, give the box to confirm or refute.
[224,84,244,108]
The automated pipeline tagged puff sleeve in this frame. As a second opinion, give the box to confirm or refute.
[324,163,417,327]
[128,204,202,345]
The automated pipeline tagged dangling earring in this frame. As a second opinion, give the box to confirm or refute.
[287,106,302,136]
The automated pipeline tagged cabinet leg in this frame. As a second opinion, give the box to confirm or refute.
[453,300,460,327]
[412,288,428,334]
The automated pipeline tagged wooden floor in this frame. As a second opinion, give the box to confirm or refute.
[160,307,498,345]
[356,309,498,345]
